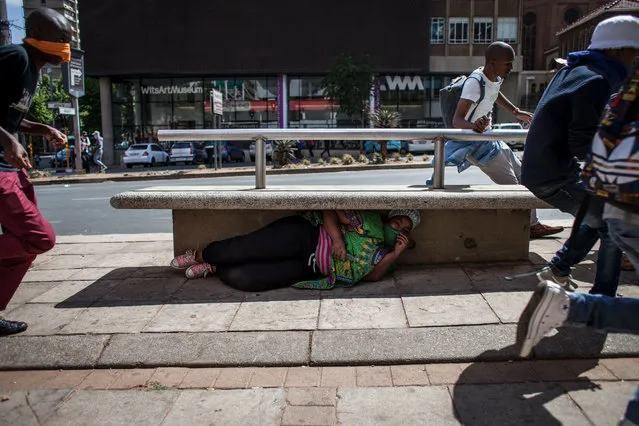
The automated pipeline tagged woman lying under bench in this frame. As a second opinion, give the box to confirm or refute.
[169,209,421,291]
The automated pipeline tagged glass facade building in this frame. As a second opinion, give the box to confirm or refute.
[110,74,456,148]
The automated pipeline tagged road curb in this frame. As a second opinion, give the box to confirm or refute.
[1,326,637,370]
[30,162,433,186]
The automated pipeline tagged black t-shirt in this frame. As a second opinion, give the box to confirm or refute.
[0,44,39,171]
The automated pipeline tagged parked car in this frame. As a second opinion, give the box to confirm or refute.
[201,141,245,163]
[221,142,245,162]
[122,143,169,168]
[492,122,526,150]
[49,145,75,168]
[405,139,435,154]
[168,142,196,165]
[364,140,402,154]
[249,141,273,162]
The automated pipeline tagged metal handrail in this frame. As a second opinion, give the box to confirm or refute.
[157,129,528,189]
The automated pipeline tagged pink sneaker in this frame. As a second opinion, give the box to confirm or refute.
[185,263,214,279]
[170,249,199,270]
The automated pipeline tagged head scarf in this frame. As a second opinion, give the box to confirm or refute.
[388,209,421,230]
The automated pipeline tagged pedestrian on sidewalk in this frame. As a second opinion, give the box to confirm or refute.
[429,41,563,239]
[92,130,107,172]
[0,8,72,336]
[170,209,421,291]
[521,15,639,297]
[80,130,91,173]
[320,140,331,158]
[517,59,639,425]
[307,140,315,159]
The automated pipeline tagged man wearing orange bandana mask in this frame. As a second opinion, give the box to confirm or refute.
[0,8,72,336]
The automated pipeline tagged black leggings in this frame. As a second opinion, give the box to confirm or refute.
[201,215,321,292]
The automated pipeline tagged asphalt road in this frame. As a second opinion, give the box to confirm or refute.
[35,167,574,236]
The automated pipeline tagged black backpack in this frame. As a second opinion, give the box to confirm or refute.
[439,71,485,128]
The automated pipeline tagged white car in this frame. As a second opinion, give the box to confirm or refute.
[169,142,196,165]
[249,141,273,162]
[122,143,169,168]
[492,123,526,150]
[407,139,434,154]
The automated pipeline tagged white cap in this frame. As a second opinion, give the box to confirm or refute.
[588,15,639,51]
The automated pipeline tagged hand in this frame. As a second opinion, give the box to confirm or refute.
[515,110,534,124]
[3,138,31,169]
[332,240,347,261]
[45,126,67,149]
[394,233,410,256]
[472,116,490,133]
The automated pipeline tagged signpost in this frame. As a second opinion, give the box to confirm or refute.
[46,102,73,109]
[209,90,224,170]
[61,48,85,173]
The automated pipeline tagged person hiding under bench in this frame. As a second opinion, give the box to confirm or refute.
[169,210,421,291]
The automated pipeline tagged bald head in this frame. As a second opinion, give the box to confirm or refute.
[25,8,72,42]
[485,42,515,62]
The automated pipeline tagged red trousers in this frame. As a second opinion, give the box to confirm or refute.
[0,170,56,310]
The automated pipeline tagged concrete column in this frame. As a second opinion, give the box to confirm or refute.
[99,77,115,165]
[277,74,288,128]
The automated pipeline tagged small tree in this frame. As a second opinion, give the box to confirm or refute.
[370,109,400,162]
[272,140,297,168]
[79,78,103,133]
[321,54,374,151]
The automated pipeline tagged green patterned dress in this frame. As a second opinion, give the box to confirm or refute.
[293,210,390,290]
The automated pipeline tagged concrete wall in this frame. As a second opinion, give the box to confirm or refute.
[173,209,531,265]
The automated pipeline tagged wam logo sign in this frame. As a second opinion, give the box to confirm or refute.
[379,76,424,91]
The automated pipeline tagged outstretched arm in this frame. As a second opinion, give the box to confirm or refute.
[0,127,31,169]
[496,92,533,124]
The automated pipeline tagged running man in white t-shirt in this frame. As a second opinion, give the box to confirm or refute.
[447,42,563,239]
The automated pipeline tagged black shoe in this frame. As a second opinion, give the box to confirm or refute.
[0,318,28,336]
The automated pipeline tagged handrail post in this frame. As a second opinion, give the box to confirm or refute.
[432,136,446,189]
[255,137,266,189]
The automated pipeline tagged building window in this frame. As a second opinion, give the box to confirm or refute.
[522,13,536,70]
[497,17,518,43]
[473,18,493,44]
[449,18,469,44]
[430,17,445,44]
[564,7,580,25]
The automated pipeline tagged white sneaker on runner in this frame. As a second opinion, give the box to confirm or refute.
[536,266,578,290]
[516,281,571,357]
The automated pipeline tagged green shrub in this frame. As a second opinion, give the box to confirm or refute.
[318,159,326,166]
[272,140,297,168]
[406,153,414,162]
[357,154,368,164]
[372,152,384,164]
[342,154,354,165]
[330,157,341,165]
[302,159,311,166]
[393,152,401,161]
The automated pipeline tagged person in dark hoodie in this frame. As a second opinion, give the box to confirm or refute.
[0,8,71,335]
[522,15,639,297]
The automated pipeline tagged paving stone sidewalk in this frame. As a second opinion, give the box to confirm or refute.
[2,361,638,425]
[2,229,639,369]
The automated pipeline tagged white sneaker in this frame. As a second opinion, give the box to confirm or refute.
[516,281,571,357]
[536,266,578,290]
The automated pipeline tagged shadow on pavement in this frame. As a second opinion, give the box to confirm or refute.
[452,332,607,425]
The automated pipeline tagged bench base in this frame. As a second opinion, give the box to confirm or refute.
[172,209,531,264]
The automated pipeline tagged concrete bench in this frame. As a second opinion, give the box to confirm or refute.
[110,185,550,264]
